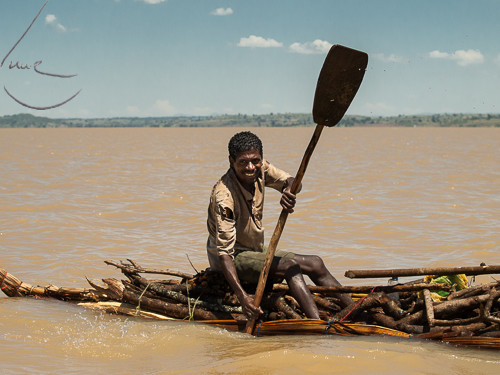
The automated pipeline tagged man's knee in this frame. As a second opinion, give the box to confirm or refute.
[275,257,301,278]
[296,255,332,282]
[282,257,300,270]
[295,254,326,271]
[309,255,325,267]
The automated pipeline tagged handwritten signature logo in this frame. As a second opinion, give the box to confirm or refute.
[1,1,80,110]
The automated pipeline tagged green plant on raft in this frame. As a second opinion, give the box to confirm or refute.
[135,282,151,316]
[185,280,201,321]
[424,274,469,300]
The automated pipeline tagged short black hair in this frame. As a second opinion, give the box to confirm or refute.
[228,131,263,159]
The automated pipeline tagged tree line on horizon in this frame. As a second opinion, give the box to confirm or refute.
[1,112,499,128]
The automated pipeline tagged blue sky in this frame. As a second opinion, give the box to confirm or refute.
[0,0,499,118]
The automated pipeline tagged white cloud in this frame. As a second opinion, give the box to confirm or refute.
[45,14,67,32]
[139,0,167,4]
[289,39,332,54]
[126,105,140,115]
[154,99,176,115]
[429,49,484,66]
[428,50,449,59]
[45,14,56,23]
[373,53,405,63]
[494,54,500,65]
[211,8,233,16]
[237,35,283,48]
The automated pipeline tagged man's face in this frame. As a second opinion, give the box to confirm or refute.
[230,149,263,188]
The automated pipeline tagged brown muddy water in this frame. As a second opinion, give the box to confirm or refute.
[1,127,499,374]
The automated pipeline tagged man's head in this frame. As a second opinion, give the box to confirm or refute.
[228,131,263,189]
[228,131,263,160]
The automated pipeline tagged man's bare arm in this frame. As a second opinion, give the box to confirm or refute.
[219,254,263,319]
[280,177,302,213]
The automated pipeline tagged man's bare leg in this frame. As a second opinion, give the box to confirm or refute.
[293,254,354,307]
[270,258,320,319]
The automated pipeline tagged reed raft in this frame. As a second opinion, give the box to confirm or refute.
[2,260,500,350]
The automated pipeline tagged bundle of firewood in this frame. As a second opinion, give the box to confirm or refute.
[342,265,500,338]
[87,260,500,338]
[334,281,500,338]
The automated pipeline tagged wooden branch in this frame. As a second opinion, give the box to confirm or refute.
[334,293,382,322]
[371,312,424,334]
[86,278,125,301]
[448,281,500,300]
[449,322,487,336]
[423,289,436,327]
[345,264,500,279]
[311,294,341,313]
[268,295,302,320]
[0,267,100,301]
[431,316,482,327]
[104,260,193,279]
[75,301,177,320]
[272,282,450,295]
[434,294,490,316]
[1,267,42,297]
[482,290,500,324]
[379,293,407,320]
[396,293,491,328]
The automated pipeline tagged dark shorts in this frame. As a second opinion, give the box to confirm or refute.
[233,250,295,284]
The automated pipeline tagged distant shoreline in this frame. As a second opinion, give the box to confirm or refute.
[1,113,499,128]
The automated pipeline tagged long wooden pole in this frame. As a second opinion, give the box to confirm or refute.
[272,282,452,294]
[244,124,325,334]
[345,265,500,279]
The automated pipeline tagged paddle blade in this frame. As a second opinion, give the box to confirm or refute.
[313,45,368,127]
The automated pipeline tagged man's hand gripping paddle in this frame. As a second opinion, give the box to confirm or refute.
[245,45,368,334]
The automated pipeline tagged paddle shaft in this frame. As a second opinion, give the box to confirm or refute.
[244,124,325,334]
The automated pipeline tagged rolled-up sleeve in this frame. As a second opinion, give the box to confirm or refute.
[264,160,291,191]
[214,201,236,257]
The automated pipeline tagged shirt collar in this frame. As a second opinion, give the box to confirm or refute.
[228,167,261,201]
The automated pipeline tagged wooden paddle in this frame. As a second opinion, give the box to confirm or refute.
[245,44,368,334]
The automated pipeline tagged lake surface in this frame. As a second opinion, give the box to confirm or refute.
[1,127,499,374]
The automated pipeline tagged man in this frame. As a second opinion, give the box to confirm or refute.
[207,131,352,320]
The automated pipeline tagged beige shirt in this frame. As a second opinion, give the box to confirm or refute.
[206,160,291,270]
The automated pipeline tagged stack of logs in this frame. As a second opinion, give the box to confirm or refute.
[2,260,500,339]
[85,260,500,338]
[343,265,500,339]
